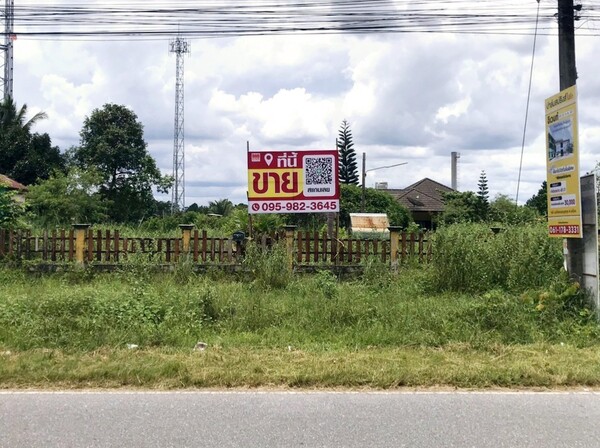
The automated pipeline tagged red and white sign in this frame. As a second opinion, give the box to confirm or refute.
[247,150,340,214]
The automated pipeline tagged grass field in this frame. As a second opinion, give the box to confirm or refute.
[1,244,600,389]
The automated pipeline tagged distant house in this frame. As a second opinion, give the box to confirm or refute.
[0,174,28,203]
[383,178,454,230]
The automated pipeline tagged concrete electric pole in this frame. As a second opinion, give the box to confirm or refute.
[557,0,584,281]
[1,0,14,101]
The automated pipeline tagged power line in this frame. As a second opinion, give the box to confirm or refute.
[2,0,599,40]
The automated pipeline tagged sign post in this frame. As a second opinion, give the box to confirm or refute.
[580,174,599,312]
[247,150,340,214]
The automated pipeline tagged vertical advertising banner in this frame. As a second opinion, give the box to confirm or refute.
[247,150,340,214]
[545,85,582,238]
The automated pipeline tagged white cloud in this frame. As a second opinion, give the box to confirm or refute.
[10,3,600,208]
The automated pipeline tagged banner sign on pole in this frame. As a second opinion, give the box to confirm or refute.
[247,150,340,214]
[545,85,582,238]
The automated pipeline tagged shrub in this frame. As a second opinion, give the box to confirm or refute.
[243,241,291,289]
[431,223,562,293]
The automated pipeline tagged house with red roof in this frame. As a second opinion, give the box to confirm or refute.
[382,178,454,229]
[0,174,28,203]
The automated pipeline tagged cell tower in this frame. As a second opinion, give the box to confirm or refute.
[169,36,190,212]
[1,0,14,101]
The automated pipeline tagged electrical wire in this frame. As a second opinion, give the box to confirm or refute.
[515,0,542,205]
[0,0,597,41]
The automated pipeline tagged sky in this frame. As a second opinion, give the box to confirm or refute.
[7,0,600,207]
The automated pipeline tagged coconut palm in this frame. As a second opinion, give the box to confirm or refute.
[208,198,234,217]
[0,95,47,133]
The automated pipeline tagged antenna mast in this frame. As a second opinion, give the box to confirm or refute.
[169,35,190,212]
[1,0,14,100]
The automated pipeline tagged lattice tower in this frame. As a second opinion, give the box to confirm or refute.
[170,36,190,212]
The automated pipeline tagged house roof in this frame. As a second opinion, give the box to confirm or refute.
[0,174,27,191]
[387,178,453,213]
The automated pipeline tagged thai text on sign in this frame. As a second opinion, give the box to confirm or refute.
[247,150,340,214]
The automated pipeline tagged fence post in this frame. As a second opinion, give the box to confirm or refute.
[283,225,296,272]
[388,226,401,271]
[179,224,195,254]
[72,224,90,266]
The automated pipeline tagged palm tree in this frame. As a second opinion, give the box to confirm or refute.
[0,95,48,133]
[208,198,234,217]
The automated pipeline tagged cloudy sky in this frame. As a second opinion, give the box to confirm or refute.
[9,0,600,207]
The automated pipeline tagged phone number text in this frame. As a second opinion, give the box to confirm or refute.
[249,200,339,214]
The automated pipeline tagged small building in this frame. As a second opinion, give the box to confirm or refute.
[385,178,453,230]
[0,174,28,203]
[349,213,389,238]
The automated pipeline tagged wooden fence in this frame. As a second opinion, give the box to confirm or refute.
[0,225,432,269]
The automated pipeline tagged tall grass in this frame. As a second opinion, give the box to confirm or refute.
[430,223,563,292]
[0,259,597,353]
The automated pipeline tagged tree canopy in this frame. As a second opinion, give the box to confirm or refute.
[74,103,172,222]
[0,96,64,185]
[525,181,547,217]
[339,184,411,229]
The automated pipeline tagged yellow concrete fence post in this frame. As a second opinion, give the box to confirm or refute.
[283,225,296,272]
[179,224,195,254]
[388,226,401,271]
[72,224,91,266]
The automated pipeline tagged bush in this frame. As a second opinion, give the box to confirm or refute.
[243,241,292,289]
[431,223,562,293]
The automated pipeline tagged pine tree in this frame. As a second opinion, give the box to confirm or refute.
[476,170,490,220]
[337,120,359,185]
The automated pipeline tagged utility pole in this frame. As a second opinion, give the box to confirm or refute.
[170,36,190,213]
[1,0,14,101]
[558,0,583,281]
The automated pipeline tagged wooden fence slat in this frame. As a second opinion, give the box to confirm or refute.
[202,230,207,263]
[114,230,120,262]
[25,230,31,260]
[69,229,75,262]
[296,231,303,263]
[193,230,199,262]
[174,238,180,262]
[0,229,5,257]
[105,230,111,262]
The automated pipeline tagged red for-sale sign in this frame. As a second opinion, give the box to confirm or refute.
[247,150,340,214]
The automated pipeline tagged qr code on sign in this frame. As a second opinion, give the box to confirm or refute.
[304,157,333,185]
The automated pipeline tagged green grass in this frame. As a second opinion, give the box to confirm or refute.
[1,258,600,389]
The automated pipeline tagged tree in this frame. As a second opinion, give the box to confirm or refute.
[476,170,490,220]
[439,191,483,225]
[11,133,65,185]
[337,120,359,185]
[0,186,24,228]
[208,198,234,217]
[74,104,172,222]
[339,184,411,229]
[26,168,108,227]
[489,194,538,225]
[0,95,47,133]
[0,96,63,185]
[525,181,547,217]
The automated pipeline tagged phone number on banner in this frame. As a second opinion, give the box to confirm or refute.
[249,200,339,214]
[549,225,580,235]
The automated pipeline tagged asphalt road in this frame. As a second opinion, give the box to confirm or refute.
[1,391,600,447]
